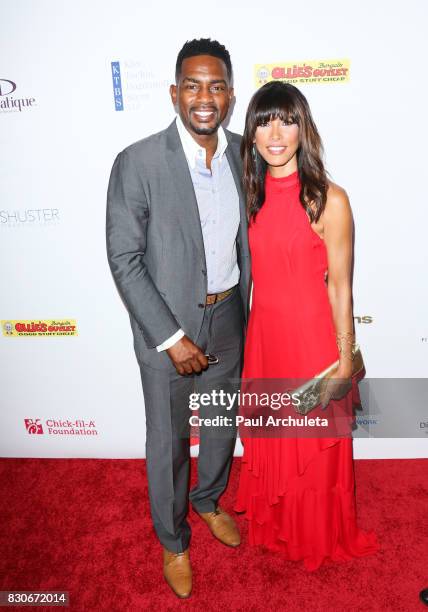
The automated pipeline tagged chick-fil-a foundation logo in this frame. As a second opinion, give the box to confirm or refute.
[24,418,99,436]
[24,419,44,434]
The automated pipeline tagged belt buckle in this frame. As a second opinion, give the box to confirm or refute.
[206,287,234,306]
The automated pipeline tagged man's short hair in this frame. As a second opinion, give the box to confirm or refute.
[175,38,232,83]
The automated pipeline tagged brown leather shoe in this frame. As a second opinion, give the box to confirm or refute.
[163,547,192,599]
[197,506,241,547]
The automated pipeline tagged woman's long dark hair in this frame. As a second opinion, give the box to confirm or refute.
[241,81,328,222]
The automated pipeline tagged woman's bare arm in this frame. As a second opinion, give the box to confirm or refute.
[322,182,355,380]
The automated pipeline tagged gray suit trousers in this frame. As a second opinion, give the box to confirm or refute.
[139,287,244,552]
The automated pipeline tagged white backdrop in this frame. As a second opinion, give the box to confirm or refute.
[1,0,427,458]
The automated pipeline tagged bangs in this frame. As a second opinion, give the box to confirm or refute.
[254,88,300,127]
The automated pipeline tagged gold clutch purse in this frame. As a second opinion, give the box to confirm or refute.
[293,347,365,415]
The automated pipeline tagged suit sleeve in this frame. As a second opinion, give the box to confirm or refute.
[106,149,180,349]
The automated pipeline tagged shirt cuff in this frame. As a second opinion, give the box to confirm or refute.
[156,328,185,352]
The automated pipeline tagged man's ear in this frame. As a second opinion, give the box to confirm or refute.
[170,83,177,105]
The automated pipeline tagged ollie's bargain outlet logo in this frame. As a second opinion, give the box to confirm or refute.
[24,419,98,436]
[2,320,78,337]
[254,59,350,87]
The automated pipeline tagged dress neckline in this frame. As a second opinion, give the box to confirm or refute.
[266,169,300,188]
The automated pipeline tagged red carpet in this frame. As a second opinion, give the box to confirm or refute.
[0,457,426,611]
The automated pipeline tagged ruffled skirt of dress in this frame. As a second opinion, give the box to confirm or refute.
[234,383,379,571]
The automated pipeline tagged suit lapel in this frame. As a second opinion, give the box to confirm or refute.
[165,120,207,264]
[164,120,249,268]
[225,133,250,258]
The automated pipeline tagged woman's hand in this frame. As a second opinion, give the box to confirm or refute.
[320,367,352,409]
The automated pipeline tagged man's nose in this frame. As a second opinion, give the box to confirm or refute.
[196,85,214,104]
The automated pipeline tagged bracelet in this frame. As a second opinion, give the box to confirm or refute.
[336,332,357,361]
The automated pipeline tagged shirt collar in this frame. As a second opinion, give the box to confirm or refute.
[175,115,228,170]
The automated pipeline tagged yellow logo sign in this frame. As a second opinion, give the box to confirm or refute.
[2,319,78,336]
[254,59,350,87]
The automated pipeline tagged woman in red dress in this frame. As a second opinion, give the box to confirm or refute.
[234,82,379,570]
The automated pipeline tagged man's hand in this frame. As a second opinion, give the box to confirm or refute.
[166,335,209,376]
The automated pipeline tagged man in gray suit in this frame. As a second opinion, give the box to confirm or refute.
[106,39,250,598]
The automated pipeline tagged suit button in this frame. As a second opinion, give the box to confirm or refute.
[202,269,207,276]
[198,303,205,308]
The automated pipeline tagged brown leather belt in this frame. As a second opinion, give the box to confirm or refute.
[205,286,235,305]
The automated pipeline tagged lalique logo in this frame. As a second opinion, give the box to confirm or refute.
[0,79,36,113]
[0,79,17,96]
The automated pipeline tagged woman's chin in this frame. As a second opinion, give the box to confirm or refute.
[266,157,292,168]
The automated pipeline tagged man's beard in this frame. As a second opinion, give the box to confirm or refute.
[189,122,221,135]
[188,113,221,135]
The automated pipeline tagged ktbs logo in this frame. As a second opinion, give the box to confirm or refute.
[24,419,44,434]
[0,78,37,113]
[110,60,169,112]
[111,62,124,111]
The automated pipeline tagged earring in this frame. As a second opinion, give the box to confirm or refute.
[251,144,257,162]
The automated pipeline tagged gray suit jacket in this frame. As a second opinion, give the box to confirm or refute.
[106,119,251,371]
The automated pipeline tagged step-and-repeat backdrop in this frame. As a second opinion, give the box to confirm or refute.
[2,0,427,458]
